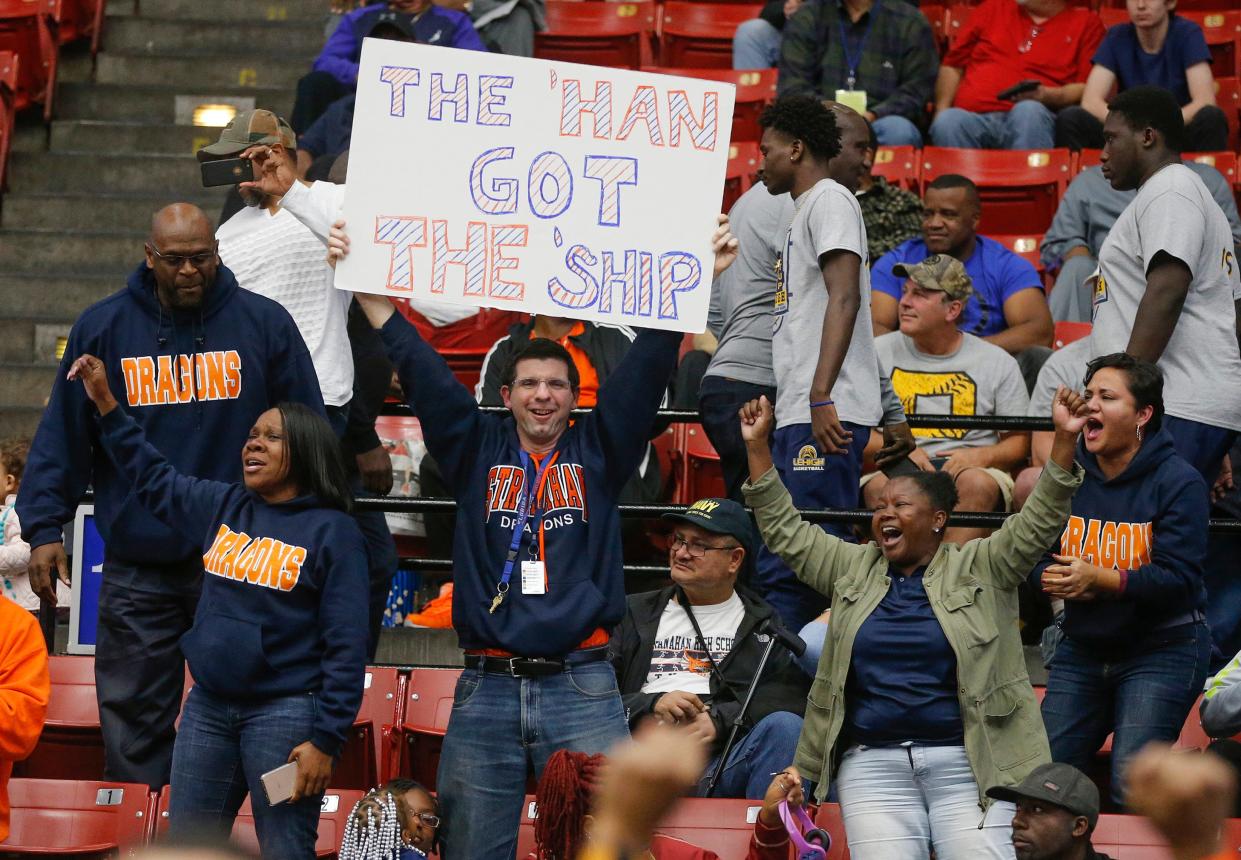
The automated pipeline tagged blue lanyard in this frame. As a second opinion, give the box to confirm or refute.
[838,0,879,90]
[497,451,553,596]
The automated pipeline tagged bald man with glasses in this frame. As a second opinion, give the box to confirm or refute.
[607,497,810,800]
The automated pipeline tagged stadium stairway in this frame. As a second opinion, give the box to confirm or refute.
[0,0,326,438]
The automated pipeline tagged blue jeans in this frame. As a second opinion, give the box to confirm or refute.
[930,101,1056,150]
[873,115,924,147]
[754,422,868,631]
[1041,623,1211,805]
[169,686,324,859]
[733,17,781,69]
[435,660,629,859]
[698,375,777,503]
[698,711,804,799]
[1163,415,1237,486]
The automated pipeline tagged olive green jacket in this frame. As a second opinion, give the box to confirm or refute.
[742,459,1084,806]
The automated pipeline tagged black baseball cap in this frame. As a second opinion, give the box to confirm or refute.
[662,498,755,552]
[987,763,1100,826]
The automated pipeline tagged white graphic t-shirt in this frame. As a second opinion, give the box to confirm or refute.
[641,592,746,696]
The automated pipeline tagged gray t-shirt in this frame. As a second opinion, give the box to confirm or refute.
[772,178,881,429]
[875,331,1030,457]
[1028,338,1092,417]
[1093,163,1241,431]
[705,184,795,388]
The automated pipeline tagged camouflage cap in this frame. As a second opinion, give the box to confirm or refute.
[892,254,974,301]
[196,109,296,161]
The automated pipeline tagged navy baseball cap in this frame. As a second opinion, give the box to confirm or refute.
[662,498,756,551]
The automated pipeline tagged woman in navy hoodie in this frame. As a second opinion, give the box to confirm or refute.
[1035,353,1210,806]
[67,352,369,858]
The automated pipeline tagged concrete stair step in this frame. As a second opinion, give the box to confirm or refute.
[108,0,329,22]
[0,408,44,439]
[56,82,291,124]
[104,16,324,55]
[2,192,225,231]
[0,228,146,271]
[0,317,73,364]
[0,364,59,410]
[96,52,308,91]
[49,120,234,157]
[0,273,123,318]
[8,152,209,195]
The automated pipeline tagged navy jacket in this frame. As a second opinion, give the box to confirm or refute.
[1031,427,1208,645]
[380,312,680,656]
[96,407,368,757]
[18,263,324,567]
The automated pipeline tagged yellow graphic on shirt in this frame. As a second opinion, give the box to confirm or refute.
[890,368,977,440]
[792,445,825,471]
[772,254,787,317]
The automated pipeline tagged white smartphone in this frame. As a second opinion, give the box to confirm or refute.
[260,761,299,806]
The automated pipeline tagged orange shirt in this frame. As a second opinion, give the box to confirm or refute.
[530,322,601,407]
[0,599,49,842]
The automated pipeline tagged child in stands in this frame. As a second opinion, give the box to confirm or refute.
[339,779,442,859]
[0,439,67,613]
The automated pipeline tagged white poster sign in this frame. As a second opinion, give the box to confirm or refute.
[334,40,735,332]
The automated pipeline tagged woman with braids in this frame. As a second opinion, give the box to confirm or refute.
[65,353,369,859]
[739,388,1090,859]
[340,780,441,859]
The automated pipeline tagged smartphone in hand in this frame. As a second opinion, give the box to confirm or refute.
[201,157,256,188]
[261,761,299,806]
[997,80,1042,101]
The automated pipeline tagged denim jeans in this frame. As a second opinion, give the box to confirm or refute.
[698,711,804,799]
[930,101,1056,150]
[435,661,629,859]
[733,17,781,69]
[1162,415,1237,487]
[873,115,924,148]
[1041,622,1211,805]
[835,743,1016,860]
[698,375,777,503]
[169,686,324,860]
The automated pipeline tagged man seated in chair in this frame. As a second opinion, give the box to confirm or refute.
[608,497,809,800]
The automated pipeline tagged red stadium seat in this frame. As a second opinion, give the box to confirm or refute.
[659,3,764,69]
[724,140,760,212]
[153,786,364,857]
[3,779,152,854]
[1215,76,1241,149]
[642,66,775,143]
[812,802,852,859]
[516,795,538,858]
[0,0,57,119]
[1186,149,1239,184]
[920,146,1071,234]
[989,233,1046,284]
[396,667,461,790]
[679,423,726,504]
[0,49,15,192]
[1075,148,1102,173]
[12,655,105,781]
[650,423,683,502]
[1181,11,1241,78]
[655,797,761,857]
[1053,320,1091,349]
[921,3,947,52]
[333,667,404,790]
[535,1,658,70]
[439,346,489,393]
[871,145,920,191]
[1092,814,1174,858]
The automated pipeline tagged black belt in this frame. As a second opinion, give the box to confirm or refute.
[464,647,610,677]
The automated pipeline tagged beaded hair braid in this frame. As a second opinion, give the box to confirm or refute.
[340,790,403,860]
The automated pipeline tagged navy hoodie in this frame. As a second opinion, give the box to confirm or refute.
[1031,427,1208,645]
[95,407,368,757]
[19,263,324,569]
[380,312,680,657]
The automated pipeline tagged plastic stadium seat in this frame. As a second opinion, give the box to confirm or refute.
[1215,76,1241,149]
[1075,148,1103,174]
[0,50,14,192]
[53,0,103,46]
[655,798,761,857]
[0,0,57,119]
[1186,149,1239,183]
[1182,11,1241,78]
[13,655,106,781]
[659,3,764,69]
[439,347,489,393]
[812,802,852,859]
[1092,814,1174,858]
[679,423,726,504]
[921,146,1071,234]
[333,667,404,791]
[642,66,775,143]
[1053,320,1091,349]
[536,1,658,70]
[871,145,919,191]
[516,795,538,858]
[2,779,151,854]
[723,141,760,212]
[154,787,364,858]
[650,424,683,503]
[990,233,1046,283]
[396,667,461,790]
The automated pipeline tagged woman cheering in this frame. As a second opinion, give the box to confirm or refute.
[739,388,1089,859]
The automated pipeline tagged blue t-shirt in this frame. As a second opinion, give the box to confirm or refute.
[872,236,1043,338]
[1093,17,1212,107]
[844,566,963,746]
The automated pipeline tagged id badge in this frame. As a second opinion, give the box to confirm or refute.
[520,560,547,595]
[835,89,868,115]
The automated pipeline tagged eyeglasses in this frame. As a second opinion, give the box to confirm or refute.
[513,377,572,392]
[410,812,441,828]
[147,243,216,269]
[669,534,741,558]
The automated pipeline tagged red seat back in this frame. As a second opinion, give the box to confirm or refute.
[536,1,658,70]
[812,802,852,859]
[3,779,152,853]
[0,48,15,191]
[921,146,1071,234]
[398,668,462,790]
[650,424,683,502]
[334,667,404,791]
[0,0,57,116]
[1053,320,1091,349]
[643,66,775,143]
[679,423,726,504]
[989,233,1046,281]
[654,797,761,857]
[659,3,764,69]
[1181,10,1241,78]
[871,145,920,191]
[1215,76,1241,150]
[13,655,105,781]
[724,141,760,212]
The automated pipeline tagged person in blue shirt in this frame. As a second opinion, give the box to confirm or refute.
[871,174,1055,390]
[68,352,369,859]
[1056,0,1226,151]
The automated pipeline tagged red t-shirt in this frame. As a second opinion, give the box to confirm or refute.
[945,0,1105,114]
